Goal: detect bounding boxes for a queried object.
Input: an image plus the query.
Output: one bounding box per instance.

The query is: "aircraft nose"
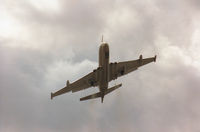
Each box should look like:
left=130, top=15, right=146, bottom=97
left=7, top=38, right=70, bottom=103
left=104, top=43, right=109, bottom=51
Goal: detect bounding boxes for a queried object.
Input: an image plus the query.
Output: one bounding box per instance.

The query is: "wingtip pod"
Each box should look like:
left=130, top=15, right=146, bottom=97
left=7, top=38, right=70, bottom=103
left=66, top=80, right=70, bottom=86
left=154, top=55, right=157, bottom=62
left=139, top=54, right=143, bottom=60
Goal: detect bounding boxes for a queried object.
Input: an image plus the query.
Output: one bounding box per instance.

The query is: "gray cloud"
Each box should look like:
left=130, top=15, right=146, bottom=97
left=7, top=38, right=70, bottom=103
left=1, top=0, right=200, bottom=132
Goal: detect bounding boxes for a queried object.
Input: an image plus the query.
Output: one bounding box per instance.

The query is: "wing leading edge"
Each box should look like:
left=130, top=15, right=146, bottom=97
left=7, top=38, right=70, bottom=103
left=51, top=67, right=102, bottom=99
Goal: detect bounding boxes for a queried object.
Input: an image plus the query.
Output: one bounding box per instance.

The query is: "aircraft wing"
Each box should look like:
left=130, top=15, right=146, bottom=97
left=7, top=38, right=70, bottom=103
left=109, top=55, right=156, bottom=81
left=51, top=67, right=101, bottom=99
left=70, top=68, right=100, bottom=92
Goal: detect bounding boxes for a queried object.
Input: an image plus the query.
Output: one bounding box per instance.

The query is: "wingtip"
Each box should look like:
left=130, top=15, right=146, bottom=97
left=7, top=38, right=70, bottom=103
left=154, top=55, right=157, bottom=62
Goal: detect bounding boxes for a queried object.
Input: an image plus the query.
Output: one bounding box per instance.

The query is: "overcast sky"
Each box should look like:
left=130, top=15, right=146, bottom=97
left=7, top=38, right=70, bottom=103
left=0, top=0, right=200, bottom=132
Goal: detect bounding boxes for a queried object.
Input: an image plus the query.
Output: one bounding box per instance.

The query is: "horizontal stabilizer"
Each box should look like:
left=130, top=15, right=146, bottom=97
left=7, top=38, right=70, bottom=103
left=105, top=83, right=122, bottom=95
left=80, top=83, right=122, bottom=101
left=80, top=92, right=101, bottom=101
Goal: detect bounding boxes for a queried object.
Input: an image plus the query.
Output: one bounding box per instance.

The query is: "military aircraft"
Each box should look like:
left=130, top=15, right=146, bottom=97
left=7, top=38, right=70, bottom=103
left=51, top=40, right=156, bottom=103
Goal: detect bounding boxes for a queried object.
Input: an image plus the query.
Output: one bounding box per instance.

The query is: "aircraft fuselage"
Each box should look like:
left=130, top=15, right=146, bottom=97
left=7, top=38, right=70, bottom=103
left=99, top=43, right=109, bottom=102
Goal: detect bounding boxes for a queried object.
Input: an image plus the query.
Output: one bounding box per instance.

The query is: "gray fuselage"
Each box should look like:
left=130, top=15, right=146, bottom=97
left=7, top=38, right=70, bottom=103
left=99, top=43, right=109, bottom=100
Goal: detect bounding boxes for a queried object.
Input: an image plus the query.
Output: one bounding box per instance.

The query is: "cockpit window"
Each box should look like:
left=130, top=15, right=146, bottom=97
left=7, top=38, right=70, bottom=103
left=105, top=52, right=109, bottom=59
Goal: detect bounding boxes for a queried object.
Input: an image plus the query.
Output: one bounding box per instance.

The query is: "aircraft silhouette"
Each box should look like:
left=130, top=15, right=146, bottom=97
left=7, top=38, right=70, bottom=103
left=51, top=40, right=156, bottom=103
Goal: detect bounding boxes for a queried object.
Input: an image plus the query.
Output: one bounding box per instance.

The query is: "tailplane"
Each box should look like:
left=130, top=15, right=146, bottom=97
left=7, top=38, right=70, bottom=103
left=80, top=83, right=122, bottom=102
left=80, top=92, right=101, bottom=101
left=105, top=83, right=122, bottom=95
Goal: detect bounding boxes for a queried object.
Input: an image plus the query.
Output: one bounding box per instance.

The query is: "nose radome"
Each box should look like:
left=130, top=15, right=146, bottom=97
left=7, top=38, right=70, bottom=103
left=99, top=42, right=109, bottom=51
left=102, top=42, right=108, bottom=45
left=103, top=43, right=109, bottom=50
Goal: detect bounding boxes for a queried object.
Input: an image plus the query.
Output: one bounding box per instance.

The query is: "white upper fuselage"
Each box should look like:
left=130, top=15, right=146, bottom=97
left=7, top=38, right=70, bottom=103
left=99, top=43, right=109, bottom=97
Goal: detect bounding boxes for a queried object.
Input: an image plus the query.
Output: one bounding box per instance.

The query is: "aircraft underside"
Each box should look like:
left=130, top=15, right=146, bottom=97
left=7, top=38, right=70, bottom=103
left=51, top=41, right=156, bottom=103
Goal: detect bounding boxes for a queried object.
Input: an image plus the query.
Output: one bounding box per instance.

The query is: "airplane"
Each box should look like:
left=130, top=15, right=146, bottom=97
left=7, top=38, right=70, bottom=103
left=51, top=39, right=156, bottom=103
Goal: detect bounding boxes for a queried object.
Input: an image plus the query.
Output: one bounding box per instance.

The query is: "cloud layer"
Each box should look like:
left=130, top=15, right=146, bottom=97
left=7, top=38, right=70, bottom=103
left=0, top=0, right=200, bottom=132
